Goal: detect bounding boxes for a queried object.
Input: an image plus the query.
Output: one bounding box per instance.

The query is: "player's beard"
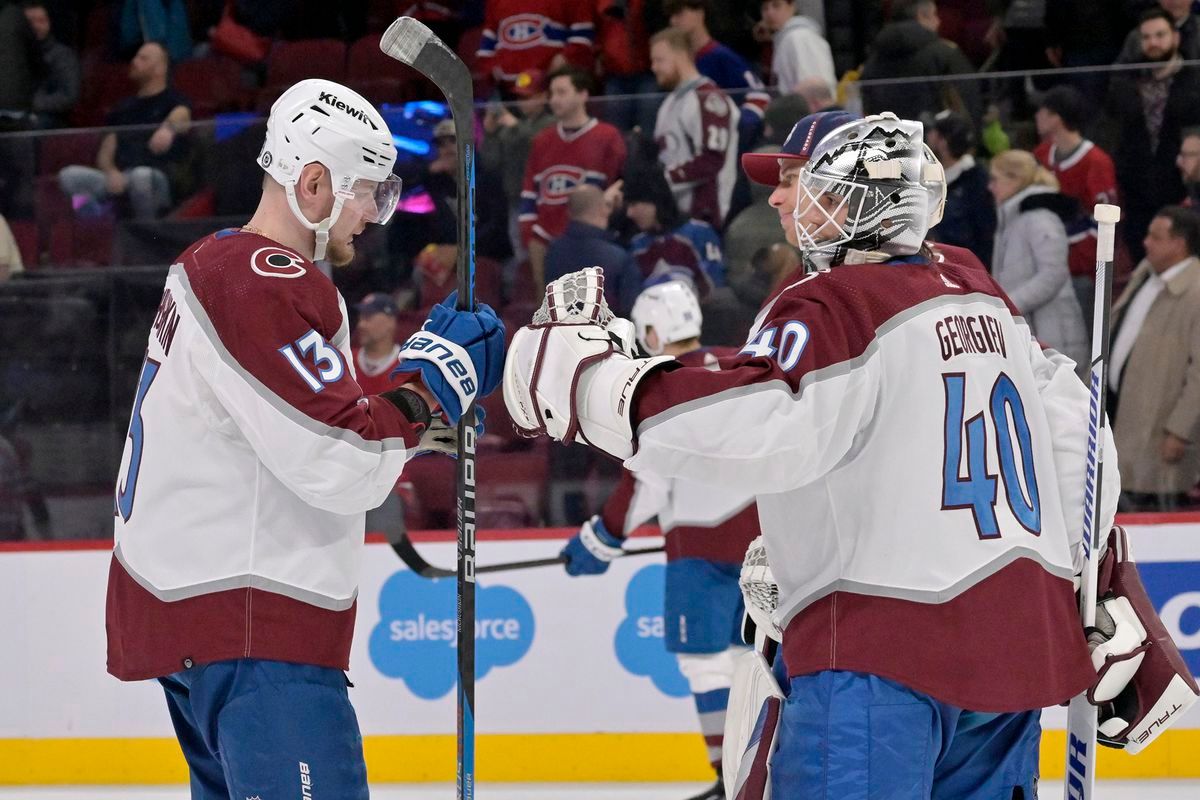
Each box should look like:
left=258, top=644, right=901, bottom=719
left=326, top=239, right=355, bottom=267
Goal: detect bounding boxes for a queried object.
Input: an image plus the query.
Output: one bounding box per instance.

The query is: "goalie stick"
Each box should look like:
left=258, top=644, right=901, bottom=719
left=380, top=18, right=478, bottom=799
left=389, top=532, right=666, bottom=577
left=1063, top=203, right=1121, bottom=800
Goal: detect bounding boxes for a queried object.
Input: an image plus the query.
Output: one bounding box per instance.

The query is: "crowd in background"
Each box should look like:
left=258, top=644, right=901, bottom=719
left=3, top=0, right=1200, bottom=539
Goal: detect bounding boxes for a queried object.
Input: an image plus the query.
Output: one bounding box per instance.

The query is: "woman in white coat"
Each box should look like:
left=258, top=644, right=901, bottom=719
left=989, top=149, right=1090, bottom=370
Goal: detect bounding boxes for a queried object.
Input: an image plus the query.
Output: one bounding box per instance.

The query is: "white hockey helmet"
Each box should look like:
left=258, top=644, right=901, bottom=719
left=630, top=280, right=702, bottom=356
left=258, top=79, right=402, bottom=260
left=791, top=112, right=946, bottom=269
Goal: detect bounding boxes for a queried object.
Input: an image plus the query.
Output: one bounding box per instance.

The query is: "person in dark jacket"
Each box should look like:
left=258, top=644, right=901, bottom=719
left=545, top=185, right=641, bottom=316
left=23, top=1, right=79, bottom=128
left=1107, top=7, right=1200, bottom=260
left=926, top=109, right=995, bottom=269
left=0, top=0, right=42, bottom=217
left=860, top=0, right=981, bottom=125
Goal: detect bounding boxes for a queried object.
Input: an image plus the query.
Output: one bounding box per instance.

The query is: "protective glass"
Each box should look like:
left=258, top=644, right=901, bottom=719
left=349, top=175, right=403, bottom=225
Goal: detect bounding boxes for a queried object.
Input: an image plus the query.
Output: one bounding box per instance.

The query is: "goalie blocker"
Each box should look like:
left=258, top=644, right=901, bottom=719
left=1088, top=527, right=1199, bottom=753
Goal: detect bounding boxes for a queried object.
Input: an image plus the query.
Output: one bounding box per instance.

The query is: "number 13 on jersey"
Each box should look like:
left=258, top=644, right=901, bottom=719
left=942, top=371, right=1041, bottom=539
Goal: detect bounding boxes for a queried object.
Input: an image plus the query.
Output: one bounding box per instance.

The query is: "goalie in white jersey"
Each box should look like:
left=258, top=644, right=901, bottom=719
left=504, top=111, right=1142, bottom=798
left=105, top=79, right=505, bottom=800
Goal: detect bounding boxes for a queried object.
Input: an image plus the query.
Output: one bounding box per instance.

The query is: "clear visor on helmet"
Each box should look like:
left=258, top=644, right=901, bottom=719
left=792, top=170, right=867, bottom=254
left=344, top=175, right=403, bottom=226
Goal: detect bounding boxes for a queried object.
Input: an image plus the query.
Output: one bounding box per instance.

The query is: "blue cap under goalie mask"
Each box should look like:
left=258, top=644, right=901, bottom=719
left=790, top=113, right=947, bottom=270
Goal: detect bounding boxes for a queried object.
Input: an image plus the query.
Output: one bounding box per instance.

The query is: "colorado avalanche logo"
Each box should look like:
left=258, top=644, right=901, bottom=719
left=250, top=247, right=307, bottom=279
left=539, top=166, right=587, bottom=204
left=500, top=14, right=548, bottom=49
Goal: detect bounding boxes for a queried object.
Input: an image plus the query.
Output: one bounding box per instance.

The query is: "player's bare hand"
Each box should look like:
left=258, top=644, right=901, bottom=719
left=1162, top=432, right=1189, bottom=464
left=604, top=179, right=624, bottom=212
left=104, top=169, right=128, bottom=195
left=148, top=125, right=174, bottom=155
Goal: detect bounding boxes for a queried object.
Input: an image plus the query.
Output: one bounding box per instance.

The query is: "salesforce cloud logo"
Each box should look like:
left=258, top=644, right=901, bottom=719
left=615, top=564, right=689, bottom=697
left=369, top=570, right=535, bottom=699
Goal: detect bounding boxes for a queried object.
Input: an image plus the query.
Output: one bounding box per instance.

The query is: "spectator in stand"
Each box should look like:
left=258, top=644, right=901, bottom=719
left=57, top=42, right=191, bottom=221
left=667, top=0, right=770, bottom=149
left=519, top=65, right=626, bottom=294
left=794, top=75, right=840, bottom=113
left=1118, top=0, right=1200, bottom=62
left=351, top=292, right=402, bottom=395
left=1177, top=127, right=1200, bottom=207
left=118, top=0, right=192, bottom=64
left=0, top=0, right=41, bottom=218
left=619, top=167, right=725, bottom=298
left=989, top=149, right=1090, bottom=370
left=723, top=97, right=814, bottom=309
left=860, top=0, right=981, bottom=126
left=22, top=1, right=78, bottom=129
left=650, top=28, right=739, bottom=229
left=759, top=0, right=836, bottom=95
left=477, top=0, right=594, bottom=98
left=595, top=0, right=661, bottom=134
left=1108, top=7, right=1200, bottom=261
left=1110, top=205, right=1200, bottom=511
left=926, top=109, right=995, bottom=269
left=481, top=69, right=554, bottom=264
left=1033, top=85, right=1120, bottom=324
left=545, top=185, right=641, bottom=316
left=0, top=213, right=24, bottom=282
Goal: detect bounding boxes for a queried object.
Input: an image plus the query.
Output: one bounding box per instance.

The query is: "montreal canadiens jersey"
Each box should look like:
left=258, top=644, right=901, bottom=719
left=519, top=118, right=627, bottom=245
left=1034, top=139, right=1119, bottom=277
left=654, top=77, right=740, bottom=227
left=107, top=229, right=421, bottom=681
left=601, top=348, right=760, bottom=565
left=477, top=0, right=594, bottom=87
left=352, top=345, right=402, bottom=395
left=628, top=244, right=1120, bottom=712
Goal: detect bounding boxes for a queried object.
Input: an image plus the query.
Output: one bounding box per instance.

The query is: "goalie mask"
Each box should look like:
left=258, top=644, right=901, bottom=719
left=791, top=113, right=946, bottom=270
left=259, top=79, right=402, bottom=261
left=630, top=281, right=702, bottom=356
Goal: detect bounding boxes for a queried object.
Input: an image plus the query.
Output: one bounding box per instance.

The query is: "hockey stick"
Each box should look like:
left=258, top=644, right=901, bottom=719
left=380, top=19, right=478, bottom=800
left=1063, top=203, right=1120, bottom=800
left=391, top=532, right=665, bottom=577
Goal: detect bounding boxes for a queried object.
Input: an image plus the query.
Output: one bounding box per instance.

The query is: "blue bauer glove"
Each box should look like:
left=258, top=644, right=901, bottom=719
left=561, top=515, right=625, bottom=576
left=393, top=294, right=505, bottom=424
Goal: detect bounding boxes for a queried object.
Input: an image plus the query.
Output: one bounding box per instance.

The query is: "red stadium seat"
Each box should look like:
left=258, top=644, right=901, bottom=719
left=173, top=56, right=247, bottom=119
left=47, top=217, right=115, bottom=268
left=71, top=62, right=133, bottom=128
left=265, top=39, right=347, bottom=90
left=7, top=220, right=39, bottom=268
left=37, top=131, right=103, bottom=176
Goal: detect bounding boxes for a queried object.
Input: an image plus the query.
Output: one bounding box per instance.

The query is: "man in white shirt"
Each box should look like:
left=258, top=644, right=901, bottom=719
left=759, top=0, right=836, bottom=95
left=1110, top=205, right=1200, bottom=510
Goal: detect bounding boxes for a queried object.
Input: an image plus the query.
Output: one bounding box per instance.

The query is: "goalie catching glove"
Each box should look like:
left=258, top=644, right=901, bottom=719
left=503, top=268, right=675, bottom=461
left=1086, top=527, right=1199, bottom=753
left=393, top=292, right=505, bottom=424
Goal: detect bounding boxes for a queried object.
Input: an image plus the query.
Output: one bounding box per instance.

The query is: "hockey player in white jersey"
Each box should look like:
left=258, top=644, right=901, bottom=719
left=105, top=79, right=505, bottom=800
left=560, top=280, right=759, bottom=800
left=500, top=110, right=1195, bottom=797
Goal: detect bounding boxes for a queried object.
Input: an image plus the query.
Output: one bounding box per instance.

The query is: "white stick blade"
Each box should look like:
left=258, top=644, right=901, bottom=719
left=380, top=16, right=433, bottom=66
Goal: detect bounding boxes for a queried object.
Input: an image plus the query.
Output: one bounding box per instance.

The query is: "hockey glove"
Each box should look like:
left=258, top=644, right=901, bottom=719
left=561, top=515, right=624, bottom=576
left=739, top=536, right=782, bottom=643
left=414, top=407, right=487, bottom=458
left=393, top=294, right=505, bottom=424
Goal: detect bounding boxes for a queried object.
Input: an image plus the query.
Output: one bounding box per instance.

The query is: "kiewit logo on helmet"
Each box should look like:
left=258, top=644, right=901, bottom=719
left=317, top=91, right=379, bottom=130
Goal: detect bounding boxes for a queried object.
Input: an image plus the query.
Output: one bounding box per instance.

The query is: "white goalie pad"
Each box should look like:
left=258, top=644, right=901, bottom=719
left=723, top=647, right=785, bottom=800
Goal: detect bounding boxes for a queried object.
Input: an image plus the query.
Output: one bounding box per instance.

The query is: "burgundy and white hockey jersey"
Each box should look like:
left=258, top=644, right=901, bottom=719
left=519, top=118, right=627, bottom=246
left=107, top=230, right=422, bottom=681
left=627, top=244, right=1120, bottom=712
left=601, top=348, right=759, bottom=565
left=654, top=77, right=740, bottom=227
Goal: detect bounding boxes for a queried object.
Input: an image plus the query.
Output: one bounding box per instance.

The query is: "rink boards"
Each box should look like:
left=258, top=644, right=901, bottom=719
left=1, top=517, right=1198, bottom=785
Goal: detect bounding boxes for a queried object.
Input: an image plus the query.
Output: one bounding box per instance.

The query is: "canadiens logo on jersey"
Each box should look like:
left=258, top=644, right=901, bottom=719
left=250, top=246, right=307, bottom=279
left=538, top=166, right=588, bottom=203
left=500, top=14, right=549, bottom=48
